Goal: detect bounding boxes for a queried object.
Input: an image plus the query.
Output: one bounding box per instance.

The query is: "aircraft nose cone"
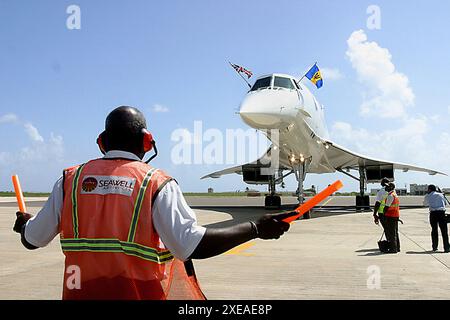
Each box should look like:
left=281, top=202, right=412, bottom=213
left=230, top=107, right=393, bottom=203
left=240, top=109, right=281, bottom=128
left=239, top=90, right=297, bottom=129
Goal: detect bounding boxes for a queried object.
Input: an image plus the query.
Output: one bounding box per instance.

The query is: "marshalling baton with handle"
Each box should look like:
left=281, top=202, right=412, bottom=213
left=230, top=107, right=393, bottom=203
left=12, top=175, right=27, bottom=213
left=283, top=180, right=344, bottom=223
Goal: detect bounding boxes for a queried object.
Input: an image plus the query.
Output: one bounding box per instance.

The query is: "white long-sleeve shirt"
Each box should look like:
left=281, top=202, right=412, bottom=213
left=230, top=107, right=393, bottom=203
left=375, top=188, right=388, bottom=203
left=423, top=191, right=447, bottom=212
left=24, top=150, right=206, bottom=261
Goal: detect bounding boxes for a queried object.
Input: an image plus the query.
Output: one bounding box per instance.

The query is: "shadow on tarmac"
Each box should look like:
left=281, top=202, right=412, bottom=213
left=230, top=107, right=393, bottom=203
left=357, top=251, right=387, bottom=256
left=355, top=248, right=380, bottom=253
left=406, top=250, right=438, bottom=255
left=192, top=205, right=365, bottom=228
left=355, top=247, right=387, bottom=256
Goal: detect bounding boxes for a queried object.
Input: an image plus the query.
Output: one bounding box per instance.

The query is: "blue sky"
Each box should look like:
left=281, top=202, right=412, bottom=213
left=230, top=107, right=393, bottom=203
left=1, top=1, right=450, bottom=193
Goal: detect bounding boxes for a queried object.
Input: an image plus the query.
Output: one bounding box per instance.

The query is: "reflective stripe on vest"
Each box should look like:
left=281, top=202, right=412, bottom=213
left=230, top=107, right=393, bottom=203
left=60, top=238, right=173, bottom=264
left=71, top=164, right=85, bottom=238
left=61, top=165, right=174, bottom=264
left=385, top=192, right=400, bottom=217
left=127, top=167, right=157, bottom=242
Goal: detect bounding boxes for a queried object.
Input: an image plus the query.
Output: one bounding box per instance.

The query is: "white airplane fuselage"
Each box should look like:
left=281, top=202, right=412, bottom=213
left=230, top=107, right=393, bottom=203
left=203, top=71, right=443, bottom=208
left=239, top=73, right=334, bottom=173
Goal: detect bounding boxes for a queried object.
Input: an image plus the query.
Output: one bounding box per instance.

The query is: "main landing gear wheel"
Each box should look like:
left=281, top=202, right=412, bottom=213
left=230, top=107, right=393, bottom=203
left=265, top=195, right=281, bottom=210
left=355, top=166, right=370, bottom=212
left=355, top=195, right=370, bottom=211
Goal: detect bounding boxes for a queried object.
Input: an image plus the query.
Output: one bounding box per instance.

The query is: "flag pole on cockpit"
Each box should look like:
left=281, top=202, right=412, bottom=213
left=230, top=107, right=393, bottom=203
left=228, top=61, right=252, bottom=89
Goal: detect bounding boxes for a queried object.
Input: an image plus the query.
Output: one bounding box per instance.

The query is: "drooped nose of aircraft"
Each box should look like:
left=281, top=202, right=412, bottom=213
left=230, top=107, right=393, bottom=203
left=239, top=89, right=299, bottom=129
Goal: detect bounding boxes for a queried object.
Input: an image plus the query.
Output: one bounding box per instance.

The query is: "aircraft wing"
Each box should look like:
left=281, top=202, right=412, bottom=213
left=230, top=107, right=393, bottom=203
left=322, top=140, right=446, bottom=176
left=201, top=164, right=244, bottom=179
left=201, top=146, right=290, bottom=179
left=298, top=118, right=445, bottom=176
left=202, top=120, right=446, bottom=179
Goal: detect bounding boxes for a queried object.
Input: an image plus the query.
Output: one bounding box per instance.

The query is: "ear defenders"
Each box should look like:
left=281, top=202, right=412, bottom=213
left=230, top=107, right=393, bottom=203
left=141, top=128, right=154, bottom=153
left=96, top=128, right=156, bottom=156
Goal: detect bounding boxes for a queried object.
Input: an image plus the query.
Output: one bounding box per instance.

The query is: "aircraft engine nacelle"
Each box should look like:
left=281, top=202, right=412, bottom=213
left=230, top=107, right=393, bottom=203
left=365, top=164, right=394, bottom=183
left=242, top=164, right=276, bottom=185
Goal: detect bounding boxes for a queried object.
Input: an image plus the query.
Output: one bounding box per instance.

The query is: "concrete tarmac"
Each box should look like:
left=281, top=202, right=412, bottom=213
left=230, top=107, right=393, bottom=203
left=1, top=196, right=449, bottom=300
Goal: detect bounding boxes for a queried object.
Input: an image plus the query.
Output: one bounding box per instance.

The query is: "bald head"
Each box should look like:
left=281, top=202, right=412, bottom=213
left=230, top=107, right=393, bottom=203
left=103, top=106, right=147, bottom=154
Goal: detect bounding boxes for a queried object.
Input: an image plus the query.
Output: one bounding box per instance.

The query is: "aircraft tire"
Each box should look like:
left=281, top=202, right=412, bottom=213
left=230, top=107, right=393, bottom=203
left=356, top=195, right=363, bottom=212
left=265, top=195, right=281, bottom=210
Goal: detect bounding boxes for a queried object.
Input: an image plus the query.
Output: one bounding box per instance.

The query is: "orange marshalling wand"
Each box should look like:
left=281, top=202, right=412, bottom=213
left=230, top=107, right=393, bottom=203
left=12, top=175, right=27, bottom=213
left=283, top=180, right=343, bottom=223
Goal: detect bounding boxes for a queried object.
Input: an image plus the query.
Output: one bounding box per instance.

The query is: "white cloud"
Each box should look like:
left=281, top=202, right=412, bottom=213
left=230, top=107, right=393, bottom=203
left=332, top=117, right=429, bottom=164
left=346, top=29, right=414, bottom=119
left=429, top=114, right=441, bottom=124
left=437, top=133, right=450, bottom=160
left=447, top=105, right=450, bottom=114
left=0, top=113, right=19, bottom=124
left=329, top=30, right=450, bottom=180
left=320, top=67, right=344, bottom=81
left=23, top=122, right=44, bottom=142
left=0, top=113, right=68, bottom=191
left=0, top=114, right=45, bottom=142
left=18, top=132, right=64, bottom=163
left=0, top=130, right=66, bottom=191
left=152, top=104, right=169, bottom=113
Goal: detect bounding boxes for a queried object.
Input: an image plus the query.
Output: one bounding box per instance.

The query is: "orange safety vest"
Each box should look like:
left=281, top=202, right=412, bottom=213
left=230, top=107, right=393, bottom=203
left=385, top=191, right=400, bottom=218
left=59, top=158, right=206, bottom=300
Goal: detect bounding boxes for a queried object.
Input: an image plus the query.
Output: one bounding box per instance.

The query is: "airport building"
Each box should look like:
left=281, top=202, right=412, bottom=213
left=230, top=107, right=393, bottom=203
left=370, top=188, right=407, bottom=196
left=369, top=184, right=450, bottom=196
left=410, top=184, right=428, bottom=196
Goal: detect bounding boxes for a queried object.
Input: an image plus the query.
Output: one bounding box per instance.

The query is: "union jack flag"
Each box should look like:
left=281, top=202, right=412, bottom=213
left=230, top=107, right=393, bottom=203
left=230, top=62, right=253, bottom=79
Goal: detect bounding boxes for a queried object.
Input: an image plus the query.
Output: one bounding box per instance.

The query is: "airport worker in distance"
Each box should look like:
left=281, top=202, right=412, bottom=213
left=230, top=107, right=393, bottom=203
left=381, top=182, right=401, bottom=253
left=373, top=177, right=390, bottom=227
left=423, top=185, right=449, bottom=253
left=12, top=106, right=296, bottom=300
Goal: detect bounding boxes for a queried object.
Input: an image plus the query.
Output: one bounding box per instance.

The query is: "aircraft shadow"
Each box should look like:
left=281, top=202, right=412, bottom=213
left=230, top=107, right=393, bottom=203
left=192, top=205, right=365, bottom=228
left=193, top=206, right=274, bottom=228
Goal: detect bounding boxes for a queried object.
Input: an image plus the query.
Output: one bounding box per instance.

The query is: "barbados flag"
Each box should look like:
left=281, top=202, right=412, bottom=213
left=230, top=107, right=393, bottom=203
left=305, top=64, right=323, bottom=89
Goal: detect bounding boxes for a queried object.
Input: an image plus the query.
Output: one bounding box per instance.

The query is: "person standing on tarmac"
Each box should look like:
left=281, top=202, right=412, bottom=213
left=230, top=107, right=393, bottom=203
left=12, top=106, right=296, bottom=300
left=380, top=182, right=401, bottom=253
left=423, top=185, right=450, bottom=253
left=373, top=177, right=390, bottom=227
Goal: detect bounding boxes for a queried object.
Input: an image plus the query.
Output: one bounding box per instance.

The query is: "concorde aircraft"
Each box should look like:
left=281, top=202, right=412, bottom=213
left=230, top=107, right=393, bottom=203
left=201, top=72, right=445, bottom=210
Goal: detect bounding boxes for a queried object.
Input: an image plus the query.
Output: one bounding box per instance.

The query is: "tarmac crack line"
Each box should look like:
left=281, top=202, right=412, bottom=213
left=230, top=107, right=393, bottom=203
left=400, top=230, right=450, bottom=270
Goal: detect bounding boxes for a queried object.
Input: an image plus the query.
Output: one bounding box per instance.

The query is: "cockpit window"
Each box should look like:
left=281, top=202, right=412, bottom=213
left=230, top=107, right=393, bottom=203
left=273, top=76, right=295, bottom=90
left=250, top=77, right=272, bottom=91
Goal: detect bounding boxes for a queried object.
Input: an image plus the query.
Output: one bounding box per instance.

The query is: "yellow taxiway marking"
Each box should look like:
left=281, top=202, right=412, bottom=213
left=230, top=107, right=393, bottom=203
left=225, top=241, right=256, bottom=256
left=319, top=196, right=335, bottom=208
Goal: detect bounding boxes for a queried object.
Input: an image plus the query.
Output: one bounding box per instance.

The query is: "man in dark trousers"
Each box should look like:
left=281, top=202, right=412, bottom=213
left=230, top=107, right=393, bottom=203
left=423, top=185, right=450, bottom=253
left=382, top=182, right=401, bottom=253
left=12, top=106, right=296, bottom=299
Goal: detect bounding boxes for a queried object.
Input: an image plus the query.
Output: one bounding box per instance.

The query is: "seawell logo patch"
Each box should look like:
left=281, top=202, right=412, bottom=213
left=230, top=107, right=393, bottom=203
left=81, top=175, right=136, bottom=196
